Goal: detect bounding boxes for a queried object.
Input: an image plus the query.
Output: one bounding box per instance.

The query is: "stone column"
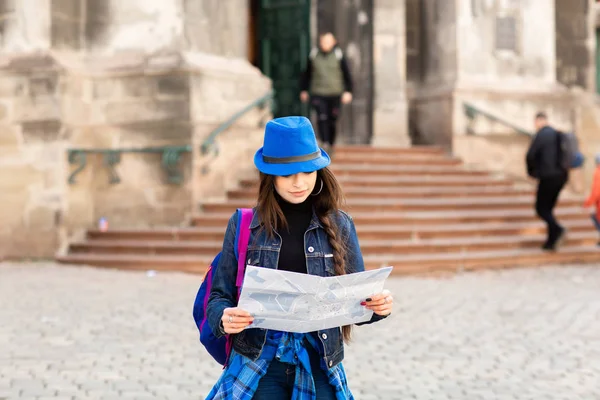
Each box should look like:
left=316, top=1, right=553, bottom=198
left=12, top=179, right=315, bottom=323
left=573, top=91, right=600, bottom=192
left=585, top=0, right=596, bottom=93
left=371, top=0, right=410, bottom=147
left=0, top=0, right=51, bottom=52
left=50, top=0, right=84, bottom=50
left=555, top=0, right=595, bottom=91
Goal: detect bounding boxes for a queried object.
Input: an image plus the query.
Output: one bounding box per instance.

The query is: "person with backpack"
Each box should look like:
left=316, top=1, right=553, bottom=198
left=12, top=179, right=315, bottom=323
left=584, top=153, right=600, bottom=246
left=526, top=112, right=569, bottom=250
left=299, top=32, right=353, bottom=157
left=202, top=116, right=393, bottom=399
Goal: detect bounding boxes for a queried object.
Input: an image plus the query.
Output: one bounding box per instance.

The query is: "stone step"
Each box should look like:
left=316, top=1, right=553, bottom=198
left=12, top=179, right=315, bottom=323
left=356, top=219, right=594, bottom=240
left=56, top=244, right=600, bottom=277
left=56, top=142, right=600, bottom=277
left=226, top=186, right=533, bottom=200
left=333, top=145, right=445, bottom=156
left=85, top=218, right=595, bottom=244
left=200, top=197, right=583, bottom=213
left=363, top=245, right=600, bottom=274
left=331, top=154, right=462, bottom=166
left=239, top=176, right=514, bottom=188
left=359, top=231, right=599, bottom=254
left=87, top=228, right=228, bottom=242
left=191, top=207, right=586, bottom=227
left=329, top=164, right=489, bottom=177
left=68, top=231, right=599, bottom=257
left=70, top=239, right=225, bottom=256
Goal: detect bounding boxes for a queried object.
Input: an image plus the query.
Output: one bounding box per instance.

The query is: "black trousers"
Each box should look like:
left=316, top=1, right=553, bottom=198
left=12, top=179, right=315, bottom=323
left=310, top=95, right=341, bottom=146
left=535, top=173, right=568, bottom=244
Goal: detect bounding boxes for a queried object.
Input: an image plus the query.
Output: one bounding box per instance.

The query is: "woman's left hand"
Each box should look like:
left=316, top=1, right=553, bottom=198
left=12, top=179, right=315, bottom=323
left=362, top=289, right=393, bottom=316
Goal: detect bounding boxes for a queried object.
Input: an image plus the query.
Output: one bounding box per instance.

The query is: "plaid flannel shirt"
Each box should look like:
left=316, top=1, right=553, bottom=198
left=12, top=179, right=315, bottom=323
left=206, top=331, right=354, bottom=400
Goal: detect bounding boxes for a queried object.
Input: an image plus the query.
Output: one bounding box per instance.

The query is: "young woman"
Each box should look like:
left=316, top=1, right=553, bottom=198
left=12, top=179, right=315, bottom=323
left=205, top=116, right=393, bottom=399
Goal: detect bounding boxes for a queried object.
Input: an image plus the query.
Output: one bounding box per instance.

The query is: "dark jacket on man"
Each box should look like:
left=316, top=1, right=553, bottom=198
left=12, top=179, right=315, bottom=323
left=526, top=126, right=568, bottom=179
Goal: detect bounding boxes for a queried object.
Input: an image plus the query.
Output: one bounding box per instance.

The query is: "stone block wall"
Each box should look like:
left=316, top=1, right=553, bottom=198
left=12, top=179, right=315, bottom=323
left=420, top=0, right=458, bottom=87
left=0, top=0, right=272, bottom=260
left=572, top=90, right=600, bottom=192
left=0, top=55, right=65, bottom=259
left=406, top=0, right=457, bottom=148
left=555, top=0, right=595, bottom=91
left=453, top=89, right=600, bottom=196
left=193, top=125, right=265, bottom=204
left=408, top=0, right=597, bottom=154
left=80, top=0, right=249, bottom=57
left=57, top=57, right=194, bottom=235
left=456, top=0, right=556, bottom=88
left=410, top=93, right=453, bottom=148
left=453, top=133, right=532, bottom=182
left=0, top=52, right=271, bottom=260
left=0, top=0, right=16, bottom=48
left=183, top=0, right=249, bottom=59
left=51, top=0, right=83, bottom=49
left=189, top=53, right=271, bottom=204
left=453, top=90, right=575, bottom=136
left=451, top=89, right=577, bottom=184
left=61, top=53, right=270, bottom=234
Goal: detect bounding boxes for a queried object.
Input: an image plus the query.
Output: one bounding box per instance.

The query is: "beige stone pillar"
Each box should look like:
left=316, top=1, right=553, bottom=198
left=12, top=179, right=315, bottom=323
left=0, top=0, right=51, bottom=52
left=371, top=0, right=410, bottom=147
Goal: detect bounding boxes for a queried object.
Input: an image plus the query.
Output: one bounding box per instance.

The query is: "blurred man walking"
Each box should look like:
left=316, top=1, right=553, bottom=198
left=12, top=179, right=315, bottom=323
left=526, top=112, right=569, bottom=250
left=300, top=32, right=353, bottom=157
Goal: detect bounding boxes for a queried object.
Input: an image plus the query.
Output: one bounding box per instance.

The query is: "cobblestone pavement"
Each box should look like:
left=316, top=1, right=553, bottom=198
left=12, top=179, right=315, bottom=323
left=1, top=263, right=600, bottom=400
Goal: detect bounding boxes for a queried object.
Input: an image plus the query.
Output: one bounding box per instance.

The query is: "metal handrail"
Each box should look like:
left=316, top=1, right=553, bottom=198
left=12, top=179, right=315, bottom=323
left=463, top=102, right=534, bottom=137
left=200, top=89, right=274, bottom=155
left=66, top=90, right=274, bottom=185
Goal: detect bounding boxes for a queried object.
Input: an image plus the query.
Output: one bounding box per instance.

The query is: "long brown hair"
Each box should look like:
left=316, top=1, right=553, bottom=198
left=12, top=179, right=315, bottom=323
left=256, top=168, right=353, bottom=343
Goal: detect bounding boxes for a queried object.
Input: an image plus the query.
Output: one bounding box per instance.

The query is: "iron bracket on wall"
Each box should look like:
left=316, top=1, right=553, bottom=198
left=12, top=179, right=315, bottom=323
left=67, top=146, right=192, bottom=185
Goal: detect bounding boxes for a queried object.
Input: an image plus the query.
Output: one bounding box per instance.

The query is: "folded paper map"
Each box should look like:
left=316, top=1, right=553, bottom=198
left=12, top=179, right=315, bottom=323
left=237, top=265, right=393, bottom=333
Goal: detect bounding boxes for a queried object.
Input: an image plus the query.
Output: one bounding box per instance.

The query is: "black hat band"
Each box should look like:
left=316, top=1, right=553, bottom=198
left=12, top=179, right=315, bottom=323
left=262, top=150, right=321, bottom=164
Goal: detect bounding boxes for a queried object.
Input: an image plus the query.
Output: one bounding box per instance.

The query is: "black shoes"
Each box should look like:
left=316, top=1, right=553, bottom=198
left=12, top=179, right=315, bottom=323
left=542, top=227, right=566, bottom=251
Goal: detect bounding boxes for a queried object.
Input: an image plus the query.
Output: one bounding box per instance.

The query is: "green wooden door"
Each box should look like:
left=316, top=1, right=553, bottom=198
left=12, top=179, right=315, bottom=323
left=258, top=0, right=310, bottom=117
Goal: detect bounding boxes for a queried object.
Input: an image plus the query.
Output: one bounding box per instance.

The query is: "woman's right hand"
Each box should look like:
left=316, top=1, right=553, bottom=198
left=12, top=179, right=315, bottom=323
left=221, top=307, right=254, bottom=334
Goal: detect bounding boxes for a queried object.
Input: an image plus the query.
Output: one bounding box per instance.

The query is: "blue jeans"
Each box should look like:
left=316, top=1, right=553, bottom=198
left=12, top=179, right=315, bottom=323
left=253, top=344, right=337, bottom=400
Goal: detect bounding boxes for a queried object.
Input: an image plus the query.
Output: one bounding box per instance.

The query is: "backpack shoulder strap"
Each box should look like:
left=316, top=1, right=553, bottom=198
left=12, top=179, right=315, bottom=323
left=235, top=208, right=254, bottom=289
left=334, top=47, right=343, bottom=60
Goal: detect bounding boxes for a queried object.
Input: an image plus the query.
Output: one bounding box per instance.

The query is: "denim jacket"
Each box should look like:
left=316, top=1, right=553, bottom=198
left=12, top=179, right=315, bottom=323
left=206, top=208, right=386, bottom=369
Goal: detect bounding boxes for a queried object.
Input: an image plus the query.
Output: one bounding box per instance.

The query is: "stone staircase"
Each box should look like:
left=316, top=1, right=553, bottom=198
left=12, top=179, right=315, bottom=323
left=56, top=146, right=600, bottom=276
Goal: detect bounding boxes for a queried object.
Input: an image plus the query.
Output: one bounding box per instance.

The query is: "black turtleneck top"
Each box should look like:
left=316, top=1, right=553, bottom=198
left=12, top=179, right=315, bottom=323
left=275, top=193, right=313, bottom=274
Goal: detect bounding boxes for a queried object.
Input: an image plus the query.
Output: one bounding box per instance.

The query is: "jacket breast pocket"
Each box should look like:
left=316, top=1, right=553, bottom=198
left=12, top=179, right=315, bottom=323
left=322, top=253, right=336, bottom=276
left=245, top=248, right=278, bottom=270
left=245, top=249, right=262, bottom=267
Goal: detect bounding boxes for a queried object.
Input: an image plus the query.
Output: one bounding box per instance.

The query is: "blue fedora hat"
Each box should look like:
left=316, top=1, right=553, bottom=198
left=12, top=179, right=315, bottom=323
left=254, top=116, right=330, bottom=176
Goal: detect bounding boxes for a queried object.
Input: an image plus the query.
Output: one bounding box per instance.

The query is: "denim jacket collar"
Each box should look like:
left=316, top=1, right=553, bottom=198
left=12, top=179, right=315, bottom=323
left=249, top=207, right=324, bottom=230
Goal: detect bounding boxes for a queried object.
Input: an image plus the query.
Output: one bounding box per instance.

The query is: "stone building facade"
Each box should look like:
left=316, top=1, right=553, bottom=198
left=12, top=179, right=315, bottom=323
left=3, top=0, right=600, bottom=260
left=405, top=0, right=599, bottom=188
left=0, top=0, right=271, bottom=259
left=1, top=0, right=411, bottom=260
